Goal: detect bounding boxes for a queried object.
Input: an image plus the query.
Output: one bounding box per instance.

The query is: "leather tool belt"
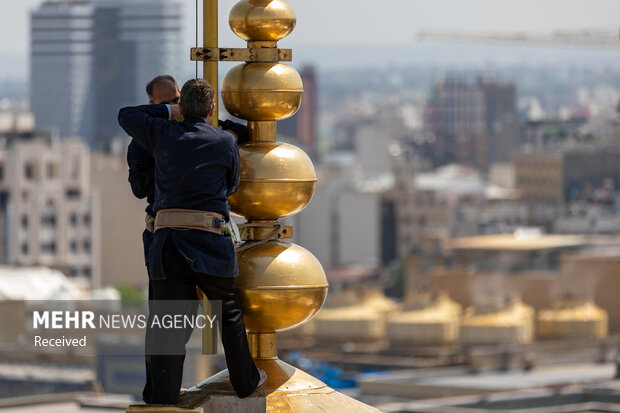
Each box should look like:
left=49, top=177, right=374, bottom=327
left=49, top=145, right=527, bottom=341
left=154, top=208, right=228, bottom=236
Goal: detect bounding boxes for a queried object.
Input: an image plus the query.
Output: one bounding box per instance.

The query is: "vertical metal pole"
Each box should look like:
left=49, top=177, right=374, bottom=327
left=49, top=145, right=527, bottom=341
left=201, top=0, right=219, bottom=355
left=204, top=0, right=218, bottom=126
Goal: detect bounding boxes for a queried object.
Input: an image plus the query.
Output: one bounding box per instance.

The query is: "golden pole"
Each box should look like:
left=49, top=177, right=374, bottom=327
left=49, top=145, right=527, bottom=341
left=128, top=1, right=381, bottom=411
left=176, top=1, right=381, bottom=411
left=204, top=0, right=218, bottom=126
left=200, top=0, right=219, bottom=355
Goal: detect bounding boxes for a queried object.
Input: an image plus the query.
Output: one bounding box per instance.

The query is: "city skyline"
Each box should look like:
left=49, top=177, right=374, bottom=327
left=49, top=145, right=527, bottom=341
left=2, top=0, right=620, bottom=79
left=0, top=1, right=619, bottom=410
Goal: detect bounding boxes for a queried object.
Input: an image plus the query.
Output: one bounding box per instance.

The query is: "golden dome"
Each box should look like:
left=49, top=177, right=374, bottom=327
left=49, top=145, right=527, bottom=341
left=222, top=63, right=303, bottom=121
left=229, top=0, right=296, bottom=42
left=229, top=142, right=316, bottom=220
left=235, top=240, right=328, bottom=332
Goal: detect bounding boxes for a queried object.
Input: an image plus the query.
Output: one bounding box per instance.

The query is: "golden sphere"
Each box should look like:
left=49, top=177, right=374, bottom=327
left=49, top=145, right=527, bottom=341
left=235, top=240, right=328, bottom=332
left=229, top=0, right=296, bottom=42
left=229, top=142, right=316, bottom=220
left=221, top=63, right=303, bottom=121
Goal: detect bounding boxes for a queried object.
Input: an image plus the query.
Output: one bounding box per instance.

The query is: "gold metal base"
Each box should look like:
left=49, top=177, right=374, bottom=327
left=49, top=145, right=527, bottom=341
left=177, top=359, right=382, bottom=412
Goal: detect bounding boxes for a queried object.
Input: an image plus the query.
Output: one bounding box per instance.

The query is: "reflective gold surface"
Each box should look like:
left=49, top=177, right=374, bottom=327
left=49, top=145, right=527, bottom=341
left=174, top=0, right=380, bottom=410
left=221, top=63, right=303, bottom=121
left=229, top=181, right=316, bottom=220
left=178, top=360, right=382, bottom=412
left=238, top=142, right=316, bottom=180
left=248, top=332, right=278, bottom=359
left=235, top=240, right=328, bottom=332
left=229, top=0, right=296, bottom=42
left=196, top=289, right=217, bottom=355
left=229, top=142, right=316, bottom=220
left=204, top=0, right=218, bottom=126
left=248, top=120, right=277, bottom=141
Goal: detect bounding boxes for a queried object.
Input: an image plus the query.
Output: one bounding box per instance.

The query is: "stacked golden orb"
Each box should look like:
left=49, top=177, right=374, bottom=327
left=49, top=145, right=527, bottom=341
left=222, top=0, right=328, bottom=355
left=179, top=3, right=382, bottom=410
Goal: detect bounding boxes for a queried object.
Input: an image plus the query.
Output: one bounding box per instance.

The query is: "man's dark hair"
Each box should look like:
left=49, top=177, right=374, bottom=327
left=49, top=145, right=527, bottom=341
left=146, top=75, right=178, bottom=99
left=180, top=79, right=214, bottom=120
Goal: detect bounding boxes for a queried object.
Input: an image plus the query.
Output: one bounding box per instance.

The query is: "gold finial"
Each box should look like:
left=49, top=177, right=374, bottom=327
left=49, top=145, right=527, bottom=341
left=229, top=0, right=296, bottom=42
left=221, top=62, right=303, bottom=122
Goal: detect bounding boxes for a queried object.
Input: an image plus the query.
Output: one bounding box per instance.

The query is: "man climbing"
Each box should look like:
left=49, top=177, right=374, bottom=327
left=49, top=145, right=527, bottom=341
left=120, top=78, right=266, bottom=404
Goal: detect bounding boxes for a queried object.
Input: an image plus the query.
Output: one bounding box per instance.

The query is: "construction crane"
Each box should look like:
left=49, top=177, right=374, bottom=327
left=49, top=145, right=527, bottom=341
left=417, top=29, right=620, bottom=50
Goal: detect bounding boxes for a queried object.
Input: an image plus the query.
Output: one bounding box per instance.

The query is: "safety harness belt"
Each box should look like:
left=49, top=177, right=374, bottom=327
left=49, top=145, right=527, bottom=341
left=154, top=208, right=228, bottom=236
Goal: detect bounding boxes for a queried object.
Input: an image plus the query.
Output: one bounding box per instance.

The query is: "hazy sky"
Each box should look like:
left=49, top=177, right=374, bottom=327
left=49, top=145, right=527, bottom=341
left=1, top=0, right=619, bottom=77
left=3, top=0, right=620, bottom=52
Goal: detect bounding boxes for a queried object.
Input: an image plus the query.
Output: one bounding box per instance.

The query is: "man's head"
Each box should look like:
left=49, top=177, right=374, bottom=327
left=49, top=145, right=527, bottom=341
left=146, top=75, right=180, bottom=105
left=179, top=79, right=214, bottom=121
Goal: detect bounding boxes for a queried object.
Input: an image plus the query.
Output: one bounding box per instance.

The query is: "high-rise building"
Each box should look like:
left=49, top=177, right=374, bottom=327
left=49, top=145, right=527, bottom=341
left=31, top=0, right=183, bottom=149
left=424, top=77, right=519, bottom=169
left=278, top=66, right=317, bottom=151
left=0, top=129, right=101, bottom=285
left=30, top=1, right=96, bottom=146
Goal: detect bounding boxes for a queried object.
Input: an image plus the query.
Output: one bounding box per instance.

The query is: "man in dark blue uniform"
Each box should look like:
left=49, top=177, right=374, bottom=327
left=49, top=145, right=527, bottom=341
left=127, top=77, right=251, bottom=403
left=127, top=75, right=180, bottom=265
left=128, top=75, right=248, bottom=274
left=126, top=74, right=180, bottom=404
left=119, top=78, right=264, bottom=404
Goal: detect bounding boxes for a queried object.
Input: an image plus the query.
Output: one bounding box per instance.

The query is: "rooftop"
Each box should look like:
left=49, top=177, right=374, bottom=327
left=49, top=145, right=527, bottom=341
left=446, top=231, right=586, bottom=251
left=0, top=393, right=130, bottom=413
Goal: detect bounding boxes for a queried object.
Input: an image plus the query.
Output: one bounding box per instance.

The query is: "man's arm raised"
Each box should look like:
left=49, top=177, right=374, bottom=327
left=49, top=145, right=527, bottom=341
left=219, top=119, right=249, bottom=145
left=118, top=104, right=171, bottom=154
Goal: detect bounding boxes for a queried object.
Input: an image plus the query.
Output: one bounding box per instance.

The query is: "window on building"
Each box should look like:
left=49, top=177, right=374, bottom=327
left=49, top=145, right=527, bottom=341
left=21, top=215, right=28, bottom=228
left=21, top=243, right=28, bottom=255
left=71, top=158, right=80, bottom=180
left=70, top=240, right=77, bottom=253
left=82, top=267, right=91, bottom=278
left=402, top=215, right=411, bottom=225
left=41, top=242, right=56, bottom=254
left=47, top=163, right=58, bottom=179
left=83, top=213, right=91, bottom=226
left=70, top=213, right=78, bottom=226
left=66, top=189, right=81, bottom=199
left=418, top=216, right=428, bottom=227
left=42, top=200, right=56, bottom=227
left=0, top=164, right=4, bottom=181
left=41, top=214, right=56, bottom=227
left=83, top=239, right=91, bottom=253
left=24, top=162, right=36, bottom=180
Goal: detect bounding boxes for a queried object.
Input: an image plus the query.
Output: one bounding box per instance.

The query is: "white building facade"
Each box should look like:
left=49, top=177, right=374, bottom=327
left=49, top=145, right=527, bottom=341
left=0, top=131, right=101, bottom=286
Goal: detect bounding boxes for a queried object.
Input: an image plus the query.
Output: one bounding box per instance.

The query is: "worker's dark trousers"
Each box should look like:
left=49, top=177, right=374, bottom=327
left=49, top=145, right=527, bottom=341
left=143, top=281, right=153, bottom=403
left=142, top=228, right=154, bottom=404
left=143, top=237, right=259, bottom=404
